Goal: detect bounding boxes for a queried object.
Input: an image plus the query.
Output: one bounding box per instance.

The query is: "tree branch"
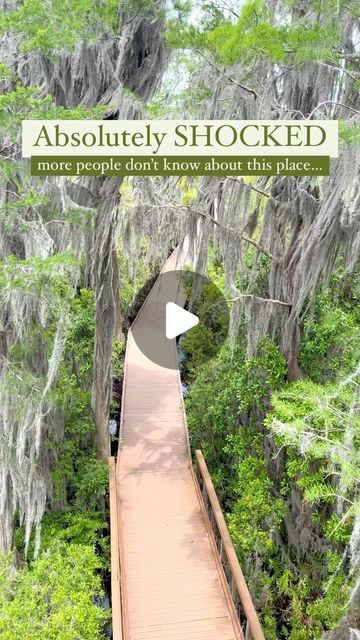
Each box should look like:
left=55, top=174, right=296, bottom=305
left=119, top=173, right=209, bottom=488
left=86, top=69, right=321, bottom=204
left=230, top=293, right=291, bottom=307
left=195, top=50, right=258, bottom=99
left=337, top=52, right=360, bottom=60
left=224, top=176, right=271, bottom=198
left=217, top=1, right=239, bottom=18
left=320, top=60, right=360, bottom=82
left=307, top=100, right=360, bottom=118
left=226, top=73, right=258, bottom=99
left=185, top=204, right=274, bottom=259
left=242, top=234, right=273, bottom=258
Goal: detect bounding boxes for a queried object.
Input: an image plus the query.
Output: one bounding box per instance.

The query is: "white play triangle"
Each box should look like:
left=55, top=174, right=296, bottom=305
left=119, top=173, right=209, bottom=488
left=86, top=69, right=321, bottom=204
left=166, top=302, right=199, bottom=340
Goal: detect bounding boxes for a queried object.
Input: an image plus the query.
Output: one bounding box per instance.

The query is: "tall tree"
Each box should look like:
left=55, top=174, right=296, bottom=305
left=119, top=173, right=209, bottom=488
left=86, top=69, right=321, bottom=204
left=0, top=0, right=166, bottom=552
left=147, top=0, right=360, bottom=380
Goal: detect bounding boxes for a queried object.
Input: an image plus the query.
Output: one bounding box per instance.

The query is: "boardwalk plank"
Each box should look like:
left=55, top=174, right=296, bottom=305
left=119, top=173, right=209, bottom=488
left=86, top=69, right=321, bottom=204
left=116, top=251, right=242, bottom=640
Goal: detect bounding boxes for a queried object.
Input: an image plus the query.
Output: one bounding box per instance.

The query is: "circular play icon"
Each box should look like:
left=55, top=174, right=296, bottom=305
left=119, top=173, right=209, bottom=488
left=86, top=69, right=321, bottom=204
left=131, top=269, right=229, bottom=370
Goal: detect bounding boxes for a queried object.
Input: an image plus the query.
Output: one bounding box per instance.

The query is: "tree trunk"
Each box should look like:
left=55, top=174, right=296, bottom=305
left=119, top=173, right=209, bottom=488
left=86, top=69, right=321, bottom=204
left=112, top=247, right=124, bottom=342
left=92, top=190, right=118, bottom=461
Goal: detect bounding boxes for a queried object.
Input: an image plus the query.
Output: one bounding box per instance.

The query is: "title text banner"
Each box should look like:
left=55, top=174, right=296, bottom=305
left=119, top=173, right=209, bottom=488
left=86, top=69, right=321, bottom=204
left=23, top=120, right=338, bottom=158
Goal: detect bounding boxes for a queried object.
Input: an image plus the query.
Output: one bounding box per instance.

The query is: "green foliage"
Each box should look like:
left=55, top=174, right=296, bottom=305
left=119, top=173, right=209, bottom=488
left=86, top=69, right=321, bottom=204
left=300, top=277, right=360, bottom=382
left=168, top=0, right=340, bottom=67
left=53, top=289, right=110, bottom=512
left=276, top=556, right=350, bottom=640
left=0, top=85, right=51, bottom=139
left=186, top=338, right=285, bottom=475
left=0, top=0, right=119, bottom=53
left=16, top=511, right=108, bottom=558
left=186, top=343, right=240, bottom=471
left=265, top=367, right=359, bottom=640
left=237, top=249, right=271, bottom=299
left=0, top=544, right=108, bottom=639
left=181, top=323, right=218, bottom=368
left=306, top=564, right=349, bottom=635
left=112, top=339, right=126, bottom=378
left=119, top=0, right=158, bottom=17
left=209, top=8, right=320, bottom=65
left=0, top=79, right=108, bottom=144
left=10, top=284, right=110, bottom=626
left=63, top=288, right=96, bottom=386
left=323, top=513, right=352, bottom=544
left=266, top=377, right=360, bottom=510
left=184, top=256, right=359, bottom=636
left=0, top=0, right=161, bottom=54
left=0, top=253, right=77, bottom=301
left=226, top=434, right=285, bottom=558
left=179, top=262, right=229, bottom=375
left=72, top=457, right=109, bottom=511
left=186, top=339, right=286, bottom=634
left=185, top=337, right=285, bottom=477
left=237, top=340, right=287, bottom=410
left=339, top=121, right=360, bottom=145
left=116, top=235, right=158, bottom=319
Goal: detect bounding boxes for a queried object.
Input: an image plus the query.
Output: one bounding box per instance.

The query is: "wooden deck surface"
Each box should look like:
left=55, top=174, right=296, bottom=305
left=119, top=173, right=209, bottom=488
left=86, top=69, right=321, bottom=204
left=115, top=251, right=242, bottom=640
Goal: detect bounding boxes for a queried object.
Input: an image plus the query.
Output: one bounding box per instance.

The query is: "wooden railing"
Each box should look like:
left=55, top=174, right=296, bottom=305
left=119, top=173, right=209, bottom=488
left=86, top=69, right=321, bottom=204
left=194, top=450, right=265, bottom=640
left=109, top=457, right=123, bottom=640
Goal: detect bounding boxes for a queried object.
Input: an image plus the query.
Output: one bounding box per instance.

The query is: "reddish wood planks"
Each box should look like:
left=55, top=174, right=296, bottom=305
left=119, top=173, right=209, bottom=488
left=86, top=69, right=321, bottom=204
left=114, top=251, right=243, bottom=640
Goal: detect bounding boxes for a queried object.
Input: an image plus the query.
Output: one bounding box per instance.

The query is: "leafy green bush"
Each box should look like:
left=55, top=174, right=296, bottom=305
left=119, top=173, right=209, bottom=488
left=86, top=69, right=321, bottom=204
left=15, top=512, right=108, bottom=564
left=0, top=543, right=108, bottom=639
left=49, top=288, right=108, bottom=514
left=112, top=339, right=126, bottom=378
left=300, top=297, right=360, bottom=382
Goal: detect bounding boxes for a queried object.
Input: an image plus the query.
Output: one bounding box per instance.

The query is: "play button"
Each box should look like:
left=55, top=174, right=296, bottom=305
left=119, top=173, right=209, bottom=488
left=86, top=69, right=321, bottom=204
left=131, top=268, right=229, bottom=370
left=166, top=303, right=199, bottom=340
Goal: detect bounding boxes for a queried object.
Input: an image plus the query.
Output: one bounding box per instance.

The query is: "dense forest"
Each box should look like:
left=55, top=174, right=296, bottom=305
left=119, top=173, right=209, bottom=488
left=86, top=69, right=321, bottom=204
left=0, top=0, right=359, bottom=638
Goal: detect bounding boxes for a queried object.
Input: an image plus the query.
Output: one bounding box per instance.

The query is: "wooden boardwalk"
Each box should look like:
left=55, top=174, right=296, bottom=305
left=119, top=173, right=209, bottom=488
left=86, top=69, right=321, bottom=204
left=112, top=251, right=262, bottom=640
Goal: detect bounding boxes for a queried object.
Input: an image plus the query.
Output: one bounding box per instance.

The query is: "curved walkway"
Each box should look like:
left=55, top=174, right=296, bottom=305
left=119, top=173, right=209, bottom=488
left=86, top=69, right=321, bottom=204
left=115, top=250, right=243, bottom=640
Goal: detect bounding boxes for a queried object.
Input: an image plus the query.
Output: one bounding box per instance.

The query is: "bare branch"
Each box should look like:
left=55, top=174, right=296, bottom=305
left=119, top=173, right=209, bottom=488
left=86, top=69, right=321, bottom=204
left=224, top=176, right=271, bottom=198
left=184, top=204, right=274, bottom=259
left=230, top=293, right=291, bottom=307
left=319, top=60, right=360, bottom=82
left=141, top=198, right=274, bottom=260
left=307, top=101, right=360, bottom=118
left=242, top=234, right=273, bottom=258
left=217, top=1, right=239, bottom=18
left=337, top=52, right=360, bottom=60
left=195, top=50, right=258, bottom=99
